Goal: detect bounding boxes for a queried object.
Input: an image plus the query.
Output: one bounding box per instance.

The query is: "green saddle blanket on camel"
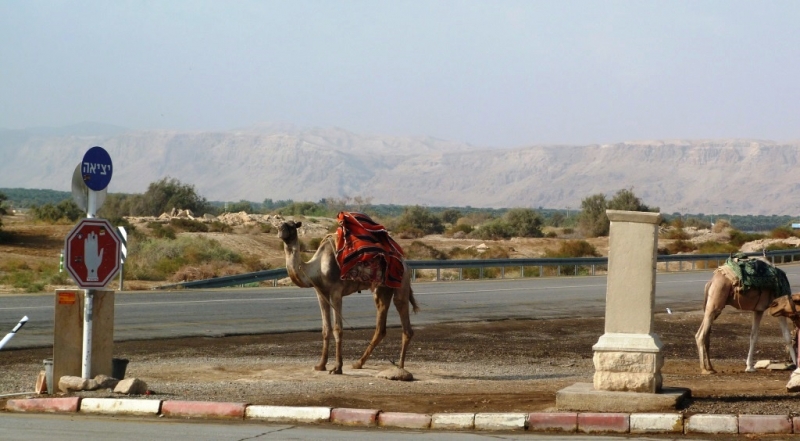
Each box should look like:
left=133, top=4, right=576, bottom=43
left=723, top=253, right=791, bottom=298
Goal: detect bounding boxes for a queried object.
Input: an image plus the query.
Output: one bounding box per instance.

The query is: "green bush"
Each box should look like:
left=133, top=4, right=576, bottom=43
left=470, top=219, right=513, bottom=240
left=445, top=223, right=473, bottom=237
left=30, top=200, right=83, bottom=223
left=126, top=235, right=242, bottom=280
left=395, top=206, right=445, bottom=237
left=170, top=218, right=209, bottom=232
left=148, top=223, right=177, bottom=239
left=729, top=230, right=766, bottom=247
left=209, top=221, right=233, bottom=233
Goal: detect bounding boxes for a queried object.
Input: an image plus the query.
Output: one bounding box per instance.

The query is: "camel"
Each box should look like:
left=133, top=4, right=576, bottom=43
left=696, top=260, right=797, bottom=374
left=277, top=220, right=419, bottom=378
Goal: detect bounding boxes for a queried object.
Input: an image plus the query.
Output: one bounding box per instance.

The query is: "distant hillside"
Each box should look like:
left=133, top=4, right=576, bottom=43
left=1, top=124, right=799, bottom=215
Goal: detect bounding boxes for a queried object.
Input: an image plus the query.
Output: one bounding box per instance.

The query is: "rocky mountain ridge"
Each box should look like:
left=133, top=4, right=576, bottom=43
left=1, top=124, right=798, bottom=215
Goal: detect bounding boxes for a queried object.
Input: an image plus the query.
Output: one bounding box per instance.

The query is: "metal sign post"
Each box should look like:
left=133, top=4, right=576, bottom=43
left=66, top=146, right=117, bottom=379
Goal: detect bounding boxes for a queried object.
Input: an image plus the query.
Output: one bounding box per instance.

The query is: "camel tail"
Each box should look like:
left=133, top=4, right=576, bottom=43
left=409, top=287, right=420, bottom=314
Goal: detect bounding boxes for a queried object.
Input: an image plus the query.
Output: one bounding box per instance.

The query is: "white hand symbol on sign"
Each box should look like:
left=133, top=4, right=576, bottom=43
left=84, top=231, right=104, bottom=282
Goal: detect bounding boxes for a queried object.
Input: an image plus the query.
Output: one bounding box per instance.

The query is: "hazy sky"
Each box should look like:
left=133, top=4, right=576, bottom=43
left=2, top=1, right=799, bottom=147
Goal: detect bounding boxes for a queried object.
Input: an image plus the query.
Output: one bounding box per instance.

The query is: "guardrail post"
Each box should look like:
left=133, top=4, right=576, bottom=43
left=436, top=268, right=440, bottom=281
left=539, top=265, right=543, bottom=277
left=412, top=269, right=416, bottom=282
left=501, top=267, right=505, bottom=279
left=458, top=268, right=463, bottom=280
left=591, top=264, right=595, bottom=276
left=480, top=267, right=484, bottom=279
left=520, top=266, right=524, bottom=278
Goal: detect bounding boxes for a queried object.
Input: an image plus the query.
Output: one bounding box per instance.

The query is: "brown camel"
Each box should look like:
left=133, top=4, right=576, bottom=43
left=696, top=267, right=797, bottom=374
left=278, top=220, right=419, bottom=377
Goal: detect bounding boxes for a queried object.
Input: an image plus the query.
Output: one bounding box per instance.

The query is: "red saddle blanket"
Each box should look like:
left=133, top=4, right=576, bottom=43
left=335, top=212, right=405, bottom=288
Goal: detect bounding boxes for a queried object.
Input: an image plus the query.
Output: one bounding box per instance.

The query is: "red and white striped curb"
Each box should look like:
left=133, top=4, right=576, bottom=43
left=11, top=398, right=800, bottom=435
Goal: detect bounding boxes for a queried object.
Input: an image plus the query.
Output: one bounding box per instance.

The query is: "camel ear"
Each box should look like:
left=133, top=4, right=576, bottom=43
left=296, top=222, right=302, bottom=228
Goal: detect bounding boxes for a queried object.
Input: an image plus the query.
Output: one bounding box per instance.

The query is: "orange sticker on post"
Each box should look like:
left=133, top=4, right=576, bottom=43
left=57, top=292, right=77, bottom=305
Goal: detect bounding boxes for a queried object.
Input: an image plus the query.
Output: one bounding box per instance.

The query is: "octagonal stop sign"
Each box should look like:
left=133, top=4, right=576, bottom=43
left=64, top=218, right=121, bottom=288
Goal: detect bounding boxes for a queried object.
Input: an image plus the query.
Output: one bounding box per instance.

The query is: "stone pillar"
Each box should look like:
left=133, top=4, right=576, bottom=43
left=592, top=210, right=663, bottom=393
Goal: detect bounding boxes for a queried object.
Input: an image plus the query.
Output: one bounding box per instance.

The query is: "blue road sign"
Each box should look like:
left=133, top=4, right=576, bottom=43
left=81, top=146, right=113, bottom=191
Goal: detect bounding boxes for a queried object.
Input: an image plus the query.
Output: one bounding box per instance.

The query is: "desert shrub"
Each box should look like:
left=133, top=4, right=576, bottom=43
left=470, top=219, right=513, bottom=240
left=770, top=226, right=796, bottom=239
left=209, top=221, right=233, bottom=233
left=545, top=231, right=557, bottom=238
left=445, top=223, right=473, bottom=237
left=126, top=235, right=242, bottom=281
left=765, top=242, right=798, bottom=251
left=242, top=254, right=271, bottom=272
left=170, top=218, right=209, bottom=232
left=440, top=209, right=462, bottom=225
left=481, top=247, right=510, bottom=259
left=0, top=260, right=60, bottom=293
left=663, top=227, right=690, bottom=240
left=562, top=228, right=574, bottom=235
left=395, top=206, right=444, bottom=237
left=504, top=208, right=544, bottom=238
left=665, top=239, right=698, bottom=254
left=406, top=241, right=447, bottom=260
left=448, top=246, right=480, bottom=259
left=729, top=230, right=766, bottom=247
left=147, top=222, right=176, bottom=239
left=543, top=240, right=600, bottom=258
left=695, top=240, right=738, bottom=254
left=712, top=219, right=732, bottom=233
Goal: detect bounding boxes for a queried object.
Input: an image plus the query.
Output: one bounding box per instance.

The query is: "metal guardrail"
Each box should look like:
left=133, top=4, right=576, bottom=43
left=154, top=249, right=800, bottom=290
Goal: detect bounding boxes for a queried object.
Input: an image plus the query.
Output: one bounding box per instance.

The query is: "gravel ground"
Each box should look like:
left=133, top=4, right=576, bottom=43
left=3, top=311, right=800, bottom=416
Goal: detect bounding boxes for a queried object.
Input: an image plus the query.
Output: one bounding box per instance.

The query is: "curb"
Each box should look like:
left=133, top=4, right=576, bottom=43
left=9, top=397, right=800, bottom=435
left=161, top=400, right=247, bottom=419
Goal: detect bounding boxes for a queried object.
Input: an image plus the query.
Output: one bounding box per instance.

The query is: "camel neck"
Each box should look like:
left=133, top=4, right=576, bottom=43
left=284, top=241, right=313, bottom=288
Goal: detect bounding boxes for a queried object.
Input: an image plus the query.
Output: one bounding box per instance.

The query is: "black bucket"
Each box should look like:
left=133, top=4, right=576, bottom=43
left=112, top=358, right=129, bottom=380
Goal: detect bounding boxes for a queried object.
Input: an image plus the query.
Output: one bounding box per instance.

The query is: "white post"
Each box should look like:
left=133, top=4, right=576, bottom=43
left=0, top=316, right=29, bottom=350
left=81, top=290, right=93, bottom=379
left=87, top=190, right=97, bottom=218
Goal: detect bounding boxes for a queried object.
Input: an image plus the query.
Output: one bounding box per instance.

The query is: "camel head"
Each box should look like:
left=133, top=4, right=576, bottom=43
left=277, top=220, right=302, bottom=244
left=768, top=293, right=800, bottom=318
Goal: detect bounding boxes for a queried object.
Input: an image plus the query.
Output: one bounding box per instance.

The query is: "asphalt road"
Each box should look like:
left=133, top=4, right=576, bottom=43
left=0, top=413, right=662, bottom=441
left=3, top=265, right=800, bottom=350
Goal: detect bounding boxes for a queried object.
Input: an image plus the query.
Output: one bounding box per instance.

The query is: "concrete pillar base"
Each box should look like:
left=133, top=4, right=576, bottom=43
left=556, top=383, right=691, bottom=413
left=593, top=332, right=663, bottom=393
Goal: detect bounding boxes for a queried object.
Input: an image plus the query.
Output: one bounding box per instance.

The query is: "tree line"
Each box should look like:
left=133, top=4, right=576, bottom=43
left=2, top=179, right=798, bottom=237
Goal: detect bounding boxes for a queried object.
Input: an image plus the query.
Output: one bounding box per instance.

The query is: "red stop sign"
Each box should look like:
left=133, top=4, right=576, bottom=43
left=64, top=218, right=121, bottom=288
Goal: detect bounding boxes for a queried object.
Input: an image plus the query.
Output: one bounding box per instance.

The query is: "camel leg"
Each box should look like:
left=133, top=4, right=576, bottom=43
left=353, top=288, right=391, bottom=369
left=777, top=316, right=798, bottom=366
left=746, top=310, right=764, bottom=372
left=696, top=282, right=724, bottom=374
left=330, top=292, right=344, bottom=375
left=393, top=286, right=415, bottom=370
left=314, top=290, right=331, bottom=372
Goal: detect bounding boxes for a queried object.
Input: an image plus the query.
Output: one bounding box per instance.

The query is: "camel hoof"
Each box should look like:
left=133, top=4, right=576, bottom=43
left=701, top=369, right=716, bottom=375
left=376, top=367, right=413, bottom=381
left=746, top=367, right=757, bottom=373
left=313, top=365, right=326, bottom=372
left=351, top=362, right=363, bottom=369
left=329, top=368, right=343, bottom=375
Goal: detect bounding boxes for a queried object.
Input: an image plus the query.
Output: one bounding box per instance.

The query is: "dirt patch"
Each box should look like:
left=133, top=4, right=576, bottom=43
left=2, top=310, right=799, bottom=416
